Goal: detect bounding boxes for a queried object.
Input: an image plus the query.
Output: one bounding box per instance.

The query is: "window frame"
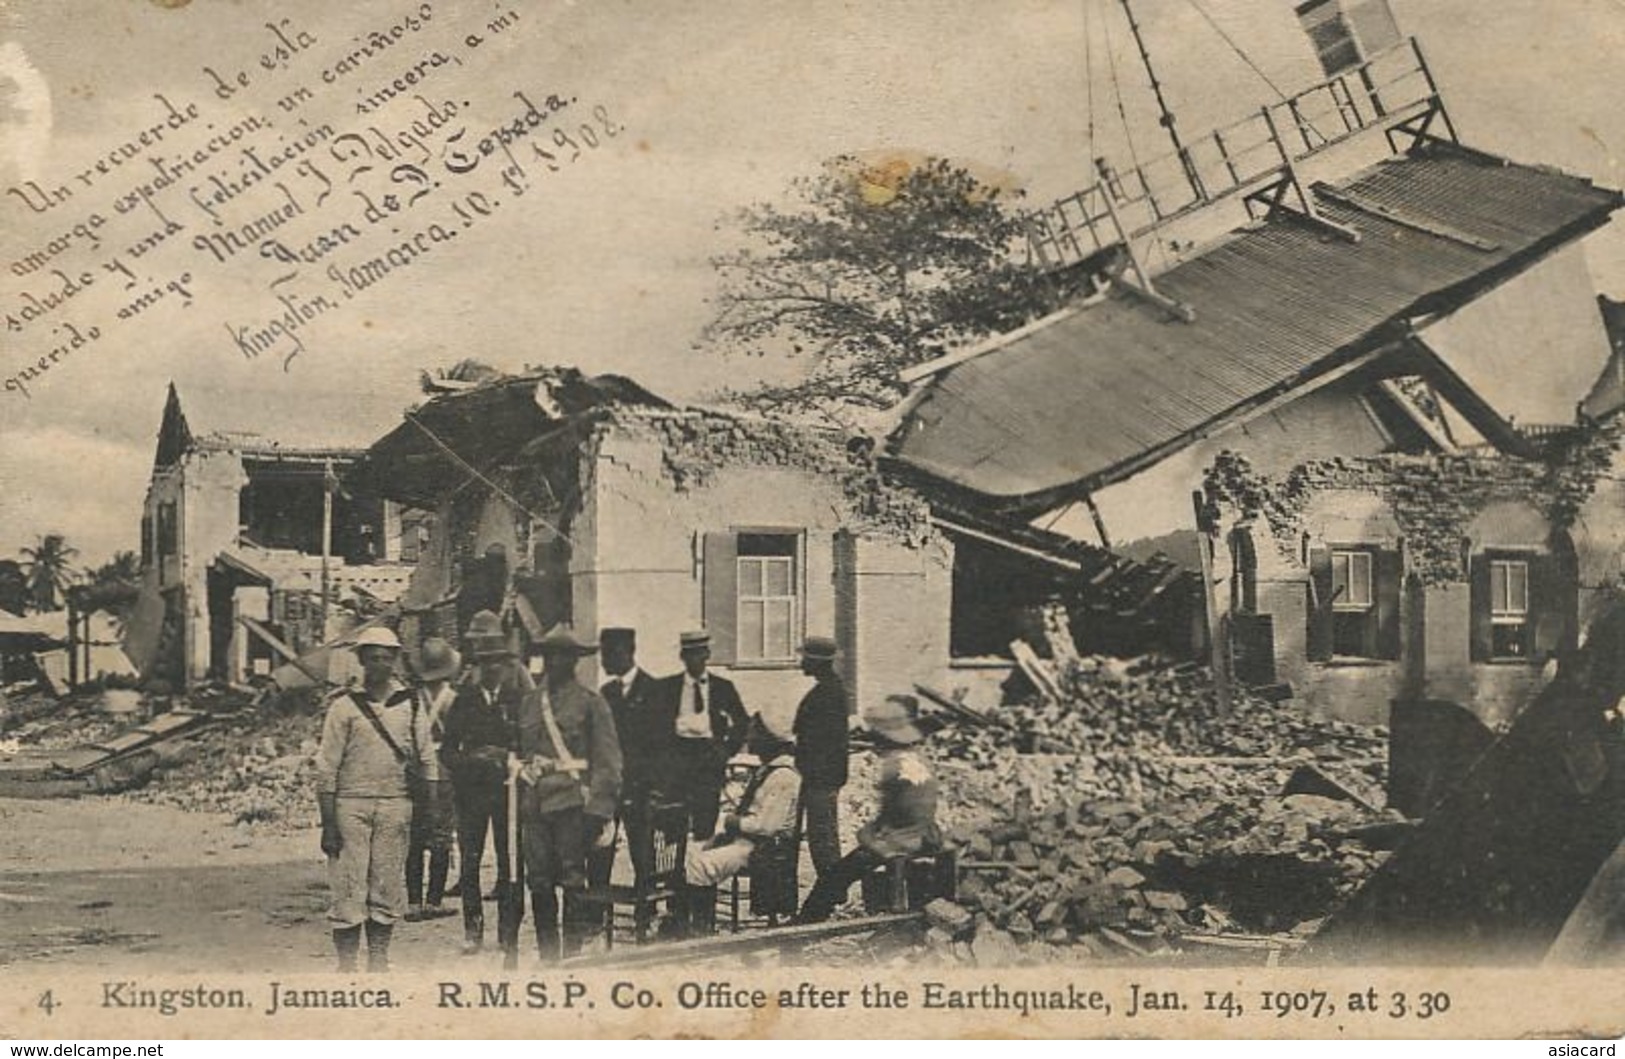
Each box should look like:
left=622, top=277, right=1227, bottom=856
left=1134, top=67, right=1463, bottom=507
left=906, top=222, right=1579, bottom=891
left=1485, top=554, right=1533, bottom=661
left=729, top=530, right=805, bottom=667
left=1330, top=549, right=1375, bottom=613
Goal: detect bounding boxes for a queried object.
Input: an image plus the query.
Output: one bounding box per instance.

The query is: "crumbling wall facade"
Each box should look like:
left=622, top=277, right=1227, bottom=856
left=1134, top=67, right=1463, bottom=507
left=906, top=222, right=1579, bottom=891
left=1206, top=438, right=1621, bottom=727
left=139, top=450, right=247, bottom=685
left=581, top=415, right=951, bottom=725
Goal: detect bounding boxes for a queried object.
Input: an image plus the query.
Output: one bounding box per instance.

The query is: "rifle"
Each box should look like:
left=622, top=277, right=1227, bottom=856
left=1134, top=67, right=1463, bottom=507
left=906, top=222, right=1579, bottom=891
left=496, top=752, right=526, bottom=969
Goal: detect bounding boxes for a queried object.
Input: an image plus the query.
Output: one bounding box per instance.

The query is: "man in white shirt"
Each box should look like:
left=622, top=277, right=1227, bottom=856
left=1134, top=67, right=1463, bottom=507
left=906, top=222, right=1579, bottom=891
left=654, top=630, right=749, bottom=840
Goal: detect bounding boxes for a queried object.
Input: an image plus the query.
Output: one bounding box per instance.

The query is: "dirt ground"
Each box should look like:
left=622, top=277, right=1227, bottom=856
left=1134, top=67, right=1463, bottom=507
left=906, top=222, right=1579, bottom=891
left=0, top=796, right=515, bottom=974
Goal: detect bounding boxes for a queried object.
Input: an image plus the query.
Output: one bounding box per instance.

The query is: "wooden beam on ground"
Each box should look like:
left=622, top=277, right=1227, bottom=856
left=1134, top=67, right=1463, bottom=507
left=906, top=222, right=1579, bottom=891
left=1010, top=641, right=1063, bottom=702
left=238, top=615, right=326, bottom=686
left=562, top=913, right=921, bottom=969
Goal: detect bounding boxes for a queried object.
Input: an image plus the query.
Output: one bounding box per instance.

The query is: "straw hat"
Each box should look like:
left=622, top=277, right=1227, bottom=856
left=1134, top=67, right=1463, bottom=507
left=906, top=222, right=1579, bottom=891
left=416, top=637, right=461, bottom=681
left=353, top=626, right=403, bottom=652
left=863, top=695, right=923, bottom=745
left=466, top=610, right=512, bottom=659
left=799, top=635, right=839, bottom=662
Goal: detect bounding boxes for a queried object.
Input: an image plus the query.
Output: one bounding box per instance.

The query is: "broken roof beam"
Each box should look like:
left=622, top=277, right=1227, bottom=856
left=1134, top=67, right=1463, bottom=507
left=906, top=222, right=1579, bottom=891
left=1314, top=183, right=1499, bottom=251
left=1395, top=336, right=1537, bottom=459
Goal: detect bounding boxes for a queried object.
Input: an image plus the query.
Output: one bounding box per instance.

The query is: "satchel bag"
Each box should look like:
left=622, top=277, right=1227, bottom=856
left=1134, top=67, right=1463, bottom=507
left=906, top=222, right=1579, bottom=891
left=353, top=691, right=428, bottom=802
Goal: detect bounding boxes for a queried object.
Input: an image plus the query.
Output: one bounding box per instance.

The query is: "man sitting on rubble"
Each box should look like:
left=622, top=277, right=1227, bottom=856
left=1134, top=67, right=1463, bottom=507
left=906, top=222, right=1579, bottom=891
left=795, top=694, right=941, bottom=924
left=680, top=712, right=802, bottom=934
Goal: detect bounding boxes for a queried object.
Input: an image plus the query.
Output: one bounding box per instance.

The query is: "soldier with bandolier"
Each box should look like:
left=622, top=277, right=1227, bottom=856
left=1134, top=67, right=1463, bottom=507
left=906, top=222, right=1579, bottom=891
left=513, top=628, right=622, bottom=962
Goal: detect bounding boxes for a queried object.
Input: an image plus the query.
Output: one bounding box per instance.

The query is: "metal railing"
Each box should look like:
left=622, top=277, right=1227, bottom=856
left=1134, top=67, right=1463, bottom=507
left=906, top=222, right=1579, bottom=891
left=1029, top=37, right=1449, bottom=270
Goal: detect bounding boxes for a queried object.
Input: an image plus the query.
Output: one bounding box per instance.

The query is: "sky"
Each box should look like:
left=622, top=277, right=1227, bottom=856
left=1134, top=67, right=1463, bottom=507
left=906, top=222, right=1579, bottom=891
left=2, top=0, right=1623, bottom=565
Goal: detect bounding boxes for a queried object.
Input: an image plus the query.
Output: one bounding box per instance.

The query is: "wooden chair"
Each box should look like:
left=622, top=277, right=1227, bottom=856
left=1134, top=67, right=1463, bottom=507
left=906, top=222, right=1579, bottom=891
left=861, top=848, right=958, bottom=914
left=725, top=823, right=802, bottom=931
left=580, top=797, right=689, bottom=947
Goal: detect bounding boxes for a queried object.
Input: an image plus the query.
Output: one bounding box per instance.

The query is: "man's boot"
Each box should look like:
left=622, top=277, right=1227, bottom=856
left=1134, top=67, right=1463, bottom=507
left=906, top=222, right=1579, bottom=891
left=462, top=905, right=484, bottom=955
left=533, top=888, right=562, bottom=964
left=365, top=920, right=393, bottom=973
left=688, top=886, right=718, bottom=938
left=332, top=925, right=362, bottom=972
left=428, top=850, right=451, bottom=910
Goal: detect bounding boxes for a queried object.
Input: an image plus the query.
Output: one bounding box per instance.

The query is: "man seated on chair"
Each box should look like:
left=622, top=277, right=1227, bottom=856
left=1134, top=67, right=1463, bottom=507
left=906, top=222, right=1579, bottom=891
left=795, top=694, right=941, bottom=923
left=682, top=712, right=801, bottom=920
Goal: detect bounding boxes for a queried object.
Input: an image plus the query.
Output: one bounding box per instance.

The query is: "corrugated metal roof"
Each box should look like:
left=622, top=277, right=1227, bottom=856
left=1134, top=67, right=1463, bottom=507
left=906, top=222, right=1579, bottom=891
left=890, top=143, right=1622, bottom=507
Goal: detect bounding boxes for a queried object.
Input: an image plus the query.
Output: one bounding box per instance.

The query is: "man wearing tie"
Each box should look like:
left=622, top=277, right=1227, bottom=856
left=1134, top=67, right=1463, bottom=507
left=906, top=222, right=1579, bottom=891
left=657, top=629, right=749, bottom=840
left=437, top=609, right=522, bottom=955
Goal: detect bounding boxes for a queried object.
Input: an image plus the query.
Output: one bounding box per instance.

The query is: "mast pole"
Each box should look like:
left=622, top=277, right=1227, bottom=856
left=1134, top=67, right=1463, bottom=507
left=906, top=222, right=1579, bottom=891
left=1117, top=0, right=1206, bottom=201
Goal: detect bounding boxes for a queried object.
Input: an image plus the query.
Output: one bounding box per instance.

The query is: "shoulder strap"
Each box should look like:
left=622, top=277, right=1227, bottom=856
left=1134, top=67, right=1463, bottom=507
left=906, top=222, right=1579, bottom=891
left=537, top=689, right=587, bottom=777
left=352, top=692, right=410, bottom=764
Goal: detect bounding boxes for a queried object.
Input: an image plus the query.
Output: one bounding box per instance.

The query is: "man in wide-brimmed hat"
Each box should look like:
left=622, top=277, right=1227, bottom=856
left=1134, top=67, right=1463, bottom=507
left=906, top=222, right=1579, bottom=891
left=315, top=625, right=436, bottom=971
left=405, top=636, right=461, bottom=921
left=654, top=629, right=750, bottom=841
left=792, top=635, right=849, bottom=875
left=514, top=627, right=622, bottom=961
left=796, top=693, right=942, bottom=923
left=439, top=609, right=523, bottom=954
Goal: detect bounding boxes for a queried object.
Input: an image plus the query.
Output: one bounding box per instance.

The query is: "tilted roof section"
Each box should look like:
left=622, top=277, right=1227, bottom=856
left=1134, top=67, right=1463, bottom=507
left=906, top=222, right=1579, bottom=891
left=350, top=367, right=673, bottom=508
left=889, top=143, right=1623, bottom=510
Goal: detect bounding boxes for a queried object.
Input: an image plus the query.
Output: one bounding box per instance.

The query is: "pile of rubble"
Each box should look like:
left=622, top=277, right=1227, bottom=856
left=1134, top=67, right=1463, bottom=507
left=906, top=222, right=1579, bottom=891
left=887, top=644, right=1397, bottom=962
left=127, top=708, right=322, bottom=830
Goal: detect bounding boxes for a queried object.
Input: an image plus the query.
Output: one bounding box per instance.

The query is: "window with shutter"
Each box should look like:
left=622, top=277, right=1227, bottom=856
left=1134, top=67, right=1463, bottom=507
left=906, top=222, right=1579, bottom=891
left=701, top=532, right=738, bottom=666
left=1309, top=544, right=1400, bottom=661
left=1307, top=546, right=1333, bottom=662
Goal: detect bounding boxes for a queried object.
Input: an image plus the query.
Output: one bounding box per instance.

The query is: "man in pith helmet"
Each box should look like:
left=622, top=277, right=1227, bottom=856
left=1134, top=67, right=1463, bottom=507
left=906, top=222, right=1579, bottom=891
left=316, top=625, right=435, bottom=971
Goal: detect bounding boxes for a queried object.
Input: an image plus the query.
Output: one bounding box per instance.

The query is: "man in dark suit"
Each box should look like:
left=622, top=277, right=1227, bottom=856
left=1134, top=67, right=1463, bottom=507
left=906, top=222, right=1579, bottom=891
left=793, top=635, right=849, bottom=875
left=437, top=609, right=524, bottom=955
left=589, top=626, right=662, bottom=884
left=655, top=629, right=749, bottom=840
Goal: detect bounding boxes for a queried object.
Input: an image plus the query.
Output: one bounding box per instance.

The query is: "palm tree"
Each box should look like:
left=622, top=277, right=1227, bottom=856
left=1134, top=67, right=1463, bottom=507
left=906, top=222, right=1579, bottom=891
left=21, top=533, right=78, bottom=612
left=89, top=551, right=140, bottom=586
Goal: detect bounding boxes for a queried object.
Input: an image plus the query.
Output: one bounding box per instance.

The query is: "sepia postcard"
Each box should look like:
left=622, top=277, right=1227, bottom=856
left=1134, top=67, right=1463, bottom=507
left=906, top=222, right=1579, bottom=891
left=3, top=0, right=1625, bottom=1041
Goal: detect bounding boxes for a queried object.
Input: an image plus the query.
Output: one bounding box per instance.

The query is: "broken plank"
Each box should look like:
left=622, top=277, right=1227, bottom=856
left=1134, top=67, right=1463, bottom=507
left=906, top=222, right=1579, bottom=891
left=1177, top=933, right=1304, bottom=951
left=561, top=913, right=921, bottom=969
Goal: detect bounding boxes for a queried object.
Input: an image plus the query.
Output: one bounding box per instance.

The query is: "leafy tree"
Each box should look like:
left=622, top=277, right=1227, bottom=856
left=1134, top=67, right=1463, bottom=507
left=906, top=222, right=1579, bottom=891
left=0, top=560, right=26, bottom=617
left=700, top=154, right=1071, bottom=422
left=20, top=533, right=78, bottom=612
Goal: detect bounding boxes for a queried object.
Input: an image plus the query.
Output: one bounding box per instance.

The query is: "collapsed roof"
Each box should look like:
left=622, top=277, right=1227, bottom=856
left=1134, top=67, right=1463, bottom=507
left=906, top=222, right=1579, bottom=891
left=888, top=142, right=1624, bottom=513
left=348, top=367, right=672, bottom=508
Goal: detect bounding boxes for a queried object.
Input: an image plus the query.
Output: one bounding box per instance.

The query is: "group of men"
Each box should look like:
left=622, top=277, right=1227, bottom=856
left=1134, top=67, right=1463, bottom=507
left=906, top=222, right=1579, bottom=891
left=315, top=609, right=940, bottom=970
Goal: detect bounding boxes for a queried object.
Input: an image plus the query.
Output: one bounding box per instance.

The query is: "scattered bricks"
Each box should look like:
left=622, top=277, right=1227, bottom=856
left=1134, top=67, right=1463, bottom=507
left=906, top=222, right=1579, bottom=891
left=1144, top=891, right=1189, bottom=912
left=923, top=926, right=957, bottom=953
left=1035, top=900, right=1066, bottom=929
left=1005, top=912, right=1035, bottom=941
left=1104, top=865, right=1146, bottom=889
left=925, top=899, right=975, bottom=938
left=1044, top=927, right=1072, bottom=946
left=970, top=927, right=1023, bottom=966
left=1010, top=841, right=1040, bottom=869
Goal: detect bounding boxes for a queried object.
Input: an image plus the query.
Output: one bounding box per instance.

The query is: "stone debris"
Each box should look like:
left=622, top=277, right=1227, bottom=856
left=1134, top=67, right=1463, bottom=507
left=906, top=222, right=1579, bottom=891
left=878, top=645, right=1395, bottom=962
